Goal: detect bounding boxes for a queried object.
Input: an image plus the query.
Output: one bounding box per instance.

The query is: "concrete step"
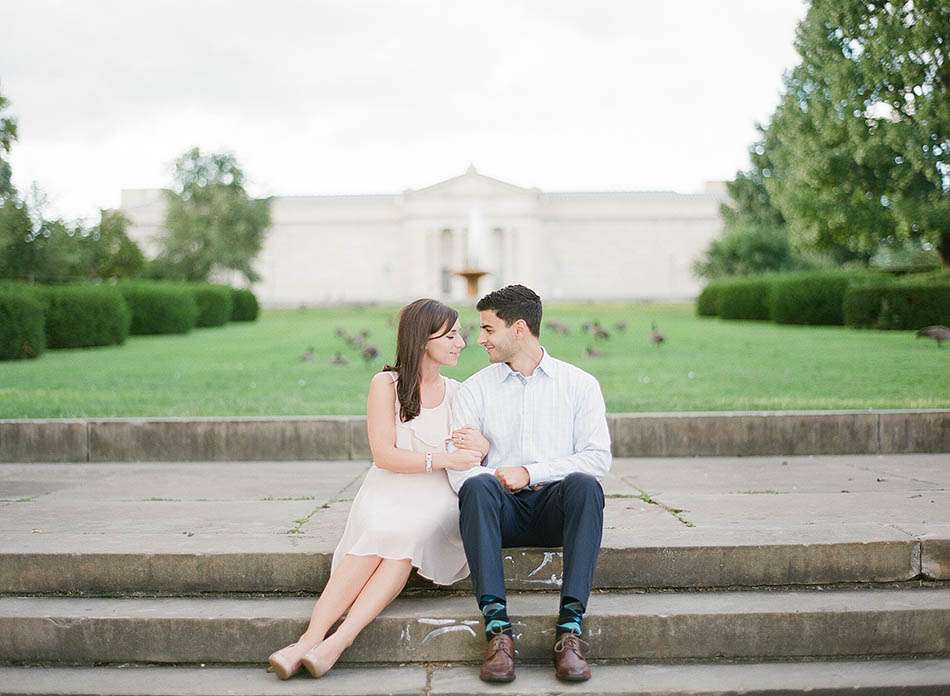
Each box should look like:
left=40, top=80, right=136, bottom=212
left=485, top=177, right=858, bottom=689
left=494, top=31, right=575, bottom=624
left=3, top=455, right=947, bottom=595
left=2, top=529, right=932, bottom=595
left=1, top=660, right=949, bottom=695
left=2, top=588, right=948, bottom=665
left=4, top=409, right=946, bottom=462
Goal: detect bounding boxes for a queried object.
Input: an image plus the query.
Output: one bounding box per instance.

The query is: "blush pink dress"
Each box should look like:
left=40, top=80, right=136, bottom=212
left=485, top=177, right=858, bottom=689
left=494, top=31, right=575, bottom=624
left=330, top=373, right=469, bottom=585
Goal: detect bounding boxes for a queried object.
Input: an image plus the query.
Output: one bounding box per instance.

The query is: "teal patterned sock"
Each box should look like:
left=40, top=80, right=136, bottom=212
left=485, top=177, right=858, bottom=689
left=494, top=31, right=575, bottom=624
left=556, top=596, right=584, bottom=636
left=478, top=594, right=513, bottom=640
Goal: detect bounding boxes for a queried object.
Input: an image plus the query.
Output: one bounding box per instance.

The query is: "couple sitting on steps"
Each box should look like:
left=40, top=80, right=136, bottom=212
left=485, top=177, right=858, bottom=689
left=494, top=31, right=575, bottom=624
left=267, top=284, right=610, bottom=683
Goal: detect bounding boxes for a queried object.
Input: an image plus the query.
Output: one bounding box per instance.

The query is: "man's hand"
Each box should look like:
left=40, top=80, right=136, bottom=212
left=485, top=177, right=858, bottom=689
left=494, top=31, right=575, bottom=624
left=495, top=466, right=530, bottom=492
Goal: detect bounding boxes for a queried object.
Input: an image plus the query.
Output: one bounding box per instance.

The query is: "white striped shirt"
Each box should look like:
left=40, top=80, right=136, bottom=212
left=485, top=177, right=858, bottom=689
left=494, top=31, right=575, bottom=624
left=446, top=347, right=612, bottom=493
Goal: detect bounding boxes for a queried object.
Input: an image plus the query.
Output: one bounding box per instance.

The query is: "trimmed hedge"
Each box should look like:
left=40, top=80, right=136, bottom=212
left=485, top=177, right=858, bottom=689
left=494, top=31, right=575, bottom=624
left=39, top=284, right=131, bottom=349
left=0, top=286, right=45, bottom=360
left=696, top=282, right=722, bottom=317
left=769, top=271, right=886, bottom=326
left=118, top=281, right=198, bottom=335
left=230, top=287, right=259, bottom=322
left=845, top=280, right=950, bottom=330
left=187, top=283, right=234, bottom=327
left=842, top=284, right=891, bottom=328
left=716, top=277, right=773, bottom=320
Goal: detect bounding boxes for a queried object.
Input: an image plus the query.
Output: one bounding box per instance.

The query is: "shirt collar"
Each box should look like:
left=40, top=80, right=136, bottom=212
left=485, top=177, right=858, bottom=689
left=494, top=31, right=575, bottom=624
left=498, top=346, right=556, bottom=382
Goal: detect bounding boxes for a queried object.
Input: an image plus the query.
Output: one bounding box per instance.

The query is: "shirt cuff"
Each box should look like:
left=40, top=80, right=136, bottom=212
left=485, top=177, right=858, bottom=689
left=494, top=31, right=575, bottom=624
left=523, top=462, right=550, bottom=486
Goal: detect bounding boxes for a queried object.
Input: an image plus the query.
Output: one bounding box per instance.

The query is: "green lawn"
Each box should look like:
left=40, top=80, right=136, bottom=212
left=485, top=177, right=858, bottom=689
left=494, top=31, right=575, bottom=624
left=1, top=302, right=947, bottom=418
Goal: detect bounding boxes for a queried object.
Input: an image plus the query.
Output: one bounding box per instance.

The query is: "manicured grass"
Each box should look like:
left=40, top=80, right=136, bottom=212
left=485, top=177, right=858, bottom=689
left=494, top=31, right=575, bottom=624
left=1, top=302, right=947, bottom=417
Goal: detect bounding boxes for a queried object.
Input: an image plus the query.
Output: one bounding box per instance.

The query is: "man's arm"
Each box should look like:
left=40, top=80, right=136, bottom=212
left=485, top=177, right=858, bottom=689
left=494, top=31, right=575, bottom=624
left=446, top=379, right=494, bottom=493
left=523, top=376, right=611, bottom=485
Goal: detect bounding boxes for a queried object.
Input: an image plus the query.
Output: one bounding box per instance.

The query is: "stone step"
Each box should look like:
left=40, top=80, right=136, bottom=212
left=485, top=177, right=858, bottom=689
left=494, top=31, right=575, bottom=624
left=3, top=455, right=947, bottom=595
left=2, top=660, right=950, bottom=695
left=0, top=532, right=932, bottom=595
left=2, top=588, right=948, bottom=665
left=4, top=409, right=946, bottom=462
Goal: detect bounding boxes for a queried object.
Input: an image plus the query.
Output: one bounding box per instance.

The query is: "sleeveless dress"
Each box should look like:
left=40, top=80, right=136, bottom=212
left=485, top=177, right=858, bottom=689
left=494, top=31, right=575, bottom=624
left=330, top=373, right=469, bottom=585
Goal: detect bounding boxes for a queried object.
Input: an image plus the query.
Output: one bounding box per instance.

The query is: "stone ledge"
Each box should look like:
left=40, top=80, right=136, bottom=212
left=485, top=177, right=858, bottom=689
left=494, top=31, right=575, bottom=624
left=0, top=538, right=922, bottom=595
left=2, top=660, right=949, bottom=696
left=1, top=410, right=946, bottom=462
left=2, top=589, right=948, bottom=663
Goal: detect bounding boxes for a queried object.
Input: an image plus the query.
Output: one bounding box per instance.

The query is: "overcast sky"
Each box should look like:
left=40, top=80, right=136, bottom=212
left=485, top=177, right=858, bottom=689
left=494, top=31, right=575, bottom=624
left=2, top=0, right=807, bottom=222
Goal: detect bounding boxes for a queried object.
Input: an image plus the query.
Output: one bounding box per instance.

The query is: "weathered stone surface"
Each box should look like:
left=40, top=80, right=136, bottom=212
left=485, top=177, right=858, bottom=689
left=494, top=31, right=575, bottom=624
left=348, top=417, right=372, bottom=460
left=609, top=411, right=881, bottom=457
left=922, top=538, right=950, bottom=580
left=0, top=420, right=86, bottom=463
left=2, top=411, right=945, bottom=463
left=87, top=418, right=351, bottom=461
left=2, top=660, right=949, bottom=696
left=1, top=589, right=947, bottom=664
left=428, top=660, right=950, bottom=696
left=3, top=660, right=949, bottom=696
left=879, top=411, right=950, bottom=454
left=2, top=456, right=946, bottom=593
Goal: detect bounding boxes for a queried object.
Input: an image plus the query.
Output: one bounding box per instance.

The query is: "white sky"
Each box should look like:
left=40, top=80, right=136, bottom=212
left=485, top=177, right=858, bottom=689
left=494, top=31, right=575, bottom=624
left=2, top=0, right=808, bottom=222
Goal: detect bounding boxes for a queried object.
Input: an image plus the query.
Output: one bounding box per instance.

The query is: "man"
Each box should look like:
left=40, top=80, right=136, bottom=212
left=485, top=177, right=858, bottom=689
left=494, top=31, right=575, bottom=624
left=446, top=284, right=610, bottom=683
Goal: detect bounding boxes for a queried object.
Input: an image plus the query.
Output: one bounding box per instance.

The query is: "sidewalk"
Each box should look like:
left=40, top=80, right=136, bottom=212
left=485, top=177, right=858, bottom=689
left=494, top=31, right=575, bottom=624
left=1, top=453, right=947, bottom=593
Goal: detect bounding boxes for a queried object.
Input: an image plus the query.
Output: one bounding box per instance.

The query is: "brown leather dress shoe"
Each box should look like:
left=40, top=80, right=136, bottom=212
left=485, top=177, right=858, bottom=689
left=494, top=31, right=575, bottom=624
left=479, top=633, right=516, bottom=682
left=553, top=632, right=592, bottom=682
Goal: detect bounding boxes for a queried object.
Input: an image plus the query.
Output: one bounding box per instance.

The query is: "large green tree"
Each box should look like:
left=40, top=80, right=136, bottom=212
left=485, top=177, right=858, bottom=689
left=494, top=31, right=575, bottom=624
left=694, top=125, right=804, bottom=279
left=766, top=0, right=948, bottom=264
left=150, top=148, right=271, bottom=283
left=0, top=199, right=34, bottom=279
left=0, top=85, right=16, bottom=202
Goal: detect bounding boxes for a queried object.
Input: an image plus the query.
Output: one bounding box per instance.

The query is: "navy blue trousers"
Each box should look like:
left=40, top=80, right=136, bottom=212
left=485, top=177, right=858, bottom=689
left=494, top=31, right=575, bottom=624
left=458, top=472, right=605, bottom=606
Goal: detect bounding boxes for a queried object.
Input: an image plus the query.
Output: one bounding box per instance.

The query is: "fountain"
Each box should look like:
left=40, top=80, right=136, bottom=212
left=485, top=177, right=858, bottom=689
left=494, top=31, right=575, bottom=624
left=455, top=205, right=490, bottom=297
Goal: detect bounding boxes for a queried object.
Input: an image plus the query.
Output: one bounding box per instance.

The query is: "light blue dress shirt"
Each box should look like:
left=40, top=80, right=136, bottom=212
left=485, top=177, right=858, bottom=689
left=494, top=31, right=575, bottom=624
left=446, top=347, right=612, bottom=493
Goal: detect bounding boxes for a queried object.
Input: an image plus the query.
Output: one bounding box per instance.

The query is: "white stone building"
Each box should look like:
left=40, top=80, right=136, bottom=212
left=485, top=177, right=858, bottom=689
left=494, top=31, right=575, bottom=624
left=120, top=166, right=728, bottom=306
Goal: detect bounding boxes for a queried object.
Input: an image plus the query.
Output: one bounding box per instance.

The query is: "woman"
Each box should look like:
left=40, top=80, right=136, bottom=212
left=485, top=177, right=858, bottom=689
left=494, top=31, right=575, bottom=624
left=267, top=299, right=486, bottom=679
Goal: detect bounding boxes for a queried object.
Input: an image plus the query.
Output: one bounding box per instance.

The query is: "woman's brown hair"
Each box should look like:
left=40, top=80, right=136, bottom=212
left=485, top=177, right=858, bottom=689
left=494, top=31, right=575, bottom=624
left=384, top=298, right=458, bottom=422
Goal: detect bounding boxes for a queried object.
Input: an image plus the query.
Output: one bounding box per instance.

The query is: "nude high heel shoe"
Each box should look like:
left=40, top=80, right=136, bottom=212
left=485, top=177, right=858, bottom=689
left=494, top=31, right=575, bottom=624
left=266, top=642, right=303, bottom=680
left=300, top=641, right=339, bottom=679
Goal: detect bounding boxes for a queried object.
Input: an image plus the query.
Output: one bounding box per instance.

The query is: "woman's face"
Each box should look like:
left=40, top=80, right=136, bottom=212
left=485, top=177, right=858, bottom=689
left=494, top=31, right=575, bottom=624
left=425, top=319, right=465, bottom=367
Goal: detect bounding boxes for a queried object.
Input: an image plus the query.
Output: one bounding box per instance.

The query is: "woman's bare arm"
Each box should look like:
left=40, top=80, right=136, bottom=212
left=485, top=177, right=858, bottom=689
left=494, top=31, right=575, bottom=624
left=367, top=373, right=479, bottom=472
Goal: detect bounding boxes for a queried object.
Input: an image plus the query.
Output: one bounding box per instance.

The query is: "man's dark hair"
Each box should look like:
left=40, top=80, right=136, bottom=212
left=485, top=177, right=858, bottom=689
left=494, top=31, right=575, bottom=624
left=476, top=284, right=542, bottom=337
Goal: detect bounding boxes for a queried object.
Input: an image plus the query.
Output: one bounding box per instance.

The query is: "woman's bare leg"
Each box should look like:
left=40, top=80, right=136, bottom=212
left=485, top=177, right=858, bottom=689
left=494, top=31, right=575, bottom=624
left=271, top=552, right=381, bottom=671
left=299, top=554, right=382, bottom=644
left=302, top=558, right=413, bottom=675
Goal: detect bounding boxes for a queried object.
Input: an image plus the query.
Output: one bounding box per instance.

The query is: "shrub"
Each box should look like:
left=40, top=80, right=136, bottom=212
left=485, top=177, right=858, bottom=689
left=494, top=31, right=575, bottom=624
left=843, top=284, right=892, bottom=328
left=40, top=284, right=131, bottom=349
left=846, top=279, right=950, bottom=330
left=896, top=269, right=950, bottom=285
left=118, top=281, right=198, bottom=335
left=769, top=270, right=886, bottom=326
left=187, top=283, right=234, bottom=327
left=716, top=277, right=773, bottom=320
left=0, top=287, right=45, bottom=360
left=230, top=287, right=259, bottom=322
left=696, top=282, right=722, bottom=317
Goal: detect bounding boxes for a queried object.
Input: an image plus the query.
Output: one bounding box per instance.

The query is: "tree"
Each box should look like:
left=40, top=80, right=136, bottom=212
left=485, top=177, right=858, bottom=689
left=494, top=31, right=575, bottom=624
left=0, top=199, right=145, bottom=282
left=86, top=210, right=145, bottom=279
left=694, top=128, right=830, bottom=280
left=0, top=198, right=34, bottom=279
left=0, top=85, right=17, bottom=202
left=765, top=0, right=949, bottom=265
left=150, top=148, right=271, bottom=283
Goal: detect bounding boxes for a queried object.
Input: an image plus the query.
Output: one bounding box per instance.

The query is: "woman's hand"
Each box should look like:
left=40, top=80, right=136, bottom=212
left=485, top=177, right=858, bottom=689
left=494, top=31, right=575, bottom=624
left=441, top=448, right=483, bottom=471
left=449, top=427, right=490, bottom=458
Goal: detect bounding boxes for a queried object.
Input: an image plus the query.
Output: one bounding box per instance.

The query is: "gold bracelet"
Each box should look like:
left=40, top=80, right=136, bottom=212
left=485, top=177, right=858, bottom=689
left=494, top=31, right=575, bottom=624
left=425, top=452, right=433, bottom=473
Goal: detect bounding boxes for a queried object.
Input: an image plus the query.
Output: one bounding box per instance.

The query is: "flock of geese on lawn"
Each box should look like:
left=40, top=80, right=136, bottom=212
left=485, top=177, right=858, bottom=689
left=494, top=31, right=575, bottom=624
left=300, top=322, right=949, bottom=365
left=300, top=319, right=669, bottom=366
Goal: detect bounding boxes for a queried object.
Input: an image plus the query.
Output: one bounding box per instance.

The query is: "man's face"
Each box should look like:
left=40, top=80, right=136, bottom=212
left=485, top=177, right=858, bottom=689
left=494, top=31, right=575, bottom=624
left=478, top=309, right=520, bottom=363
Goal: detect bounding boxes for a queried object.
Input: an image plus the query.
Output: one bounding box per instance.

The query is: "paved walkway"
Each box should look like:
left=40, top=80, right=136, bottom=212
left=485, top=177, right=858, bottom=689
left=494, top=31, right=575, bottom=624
left=1, top=454, right=947, bottom=564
